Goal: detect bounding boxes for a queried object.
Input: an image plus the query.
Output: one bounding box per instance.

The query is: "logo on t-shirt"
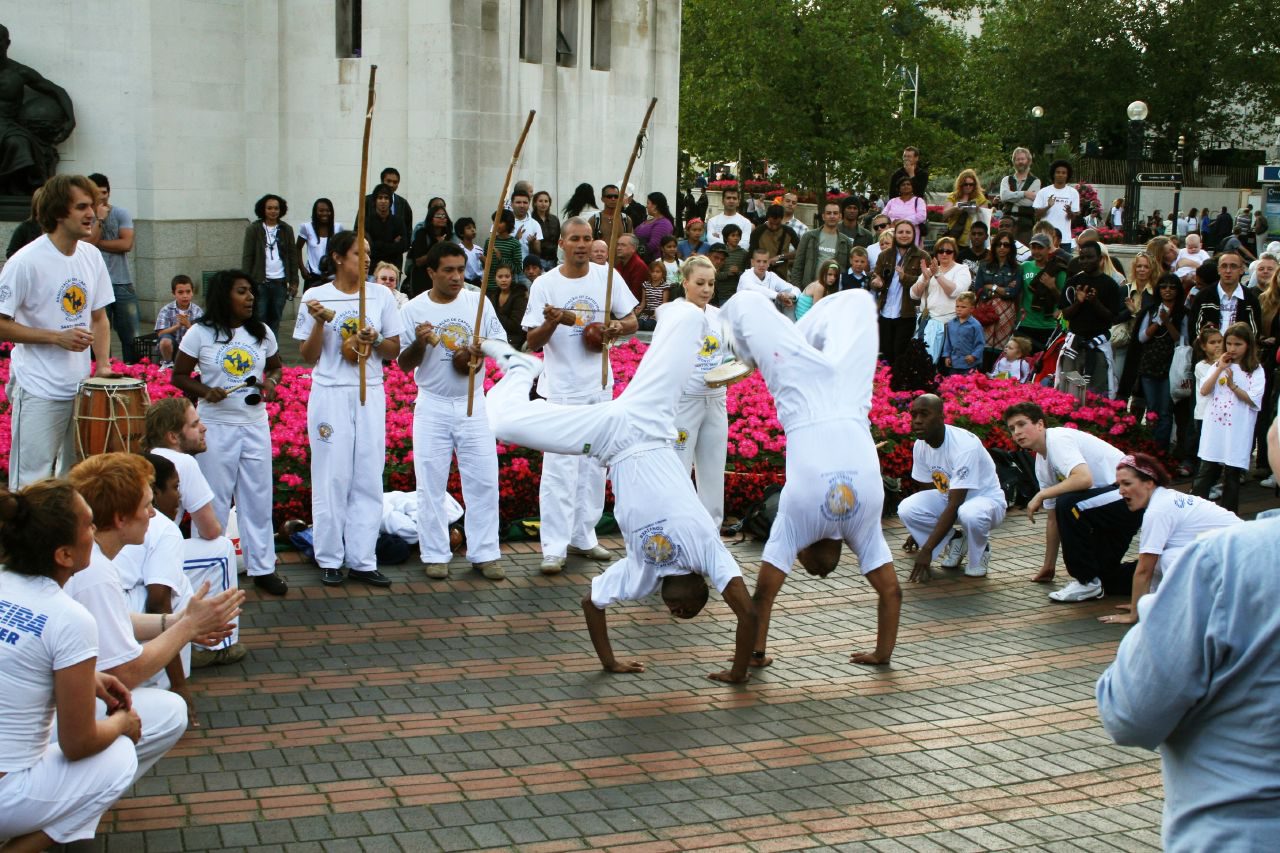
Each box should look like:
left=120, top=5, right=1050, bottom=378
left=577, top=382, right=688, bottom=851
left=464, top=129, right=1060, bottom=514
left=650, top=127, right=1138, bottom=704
left=0, top=284, right=11, bottom=304
left=931, top=470, right=951, bottom=494
left=435, top=319, right=471, bottom=353
left=218, top=342, right=257, bottom=378
left=820, top=474, right=857, bottom=521
left=0, top=600, right=48, bottom=640
left=698, top=334, right=721, bottom=359
left=58, top=277, right=89, bottom=320
left=335, top=310, right=364, bottom=340
left=1173, top=495, right=1197, bottom=509
left=317, top=422, right=334, bottom=442
left=675, top=428, right=689, bottom=449
left=565, top=296, right=601, bottom=332
left=639, top=521, right=681, bottom=568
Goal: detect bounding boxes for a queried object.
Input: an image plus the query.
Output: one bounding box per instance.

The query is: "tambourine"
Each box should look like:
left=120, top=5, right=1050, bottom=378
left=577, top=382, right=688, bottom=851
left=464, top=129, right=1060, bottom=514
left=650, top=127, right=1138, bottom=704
left=704, top=361, right=754, bottom=388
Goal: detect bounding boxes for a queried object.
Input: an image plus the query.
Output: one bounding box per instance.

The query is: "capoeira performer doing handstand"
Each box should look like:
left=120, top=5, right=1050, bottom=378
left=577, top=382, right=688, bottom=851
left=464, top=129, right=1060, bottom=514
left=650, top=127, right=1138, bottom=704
left=482, top=300, right=759, bottom=683
left=724, top=289, right=902, bottom=666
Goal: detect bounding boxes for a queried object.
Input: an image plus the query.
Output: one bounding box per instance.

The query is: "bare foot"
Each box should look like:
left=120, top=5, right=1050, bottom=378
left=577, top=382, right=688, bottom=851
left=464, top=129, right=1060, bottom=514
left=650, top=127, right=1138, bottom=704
left=604, top=660, right=645, bottom=674
left=850, top=651, right=891, bottom=666
left=707, top=669, right=751, bottom=684
left=1031, top=567, right=1056, bottom=583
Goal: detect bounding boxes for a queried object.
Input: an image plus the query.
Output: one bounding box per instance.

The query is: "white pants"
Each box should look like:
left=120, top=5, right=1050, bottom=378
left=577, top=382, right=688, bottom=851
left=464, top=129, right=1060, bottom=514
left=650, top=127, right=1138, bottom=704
left=7, top=380, right=77, bottom=489
left=536, top=390, right=609, bottom=559
left=0, top=738, right=136, bottom=844
left=197, top=421, right=275, bottom=577
left=413, top=392, right=500, bottom=563
left=184, top=536, right=239, bottom=648
left=898, top=489, right=1006, bottom=566
left=96, top=688, right=187, bottom=784
left=309, top=385, right=385, bottom=572
left=673, top=392, right=728, bottom=528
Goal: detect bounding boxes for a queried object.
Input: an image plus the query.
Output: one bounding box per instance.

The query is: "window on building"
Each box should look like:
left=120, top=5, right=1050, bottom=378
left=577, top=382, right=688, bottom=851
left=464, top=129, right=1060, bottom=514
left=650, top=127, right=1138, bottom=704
left=336, top=0, right=361, bottom=58
left=519, top=0, right=542, bottom=63
left=557, top=0, right=578, bottom=67
left=590, top=0, right=611, bottom=70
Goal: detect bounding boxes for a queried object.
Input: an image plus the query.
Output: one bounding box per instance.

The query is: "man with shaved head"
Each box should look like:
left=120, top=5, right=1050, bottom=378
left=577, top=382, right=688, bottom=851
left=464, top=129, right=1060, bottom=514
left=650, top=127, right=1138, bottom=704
left=898, top=394, right=1007, bottom=581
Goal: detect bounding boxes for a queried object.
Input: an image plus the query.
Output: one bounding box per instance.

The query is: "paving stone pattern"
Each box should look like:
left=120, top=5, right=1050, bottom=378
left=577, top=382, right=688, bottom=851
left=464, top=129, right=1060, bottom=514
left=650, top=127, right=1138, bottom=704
left=101, top=485, right=1279, bottom=851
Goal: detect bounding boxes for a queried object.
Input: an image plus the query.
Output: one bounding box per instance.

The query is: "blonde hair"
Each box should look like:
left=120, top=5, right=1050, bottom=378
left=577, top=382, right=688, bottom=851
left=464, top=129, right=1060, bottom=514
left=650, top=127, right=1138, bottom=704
left=680, top=254, right=714, bottom=281
left=373, top=262, right=400, bottom=284
left=1009, top=336, right=1033, bottom=358
left=1258, top=255, right=1280, bottom=329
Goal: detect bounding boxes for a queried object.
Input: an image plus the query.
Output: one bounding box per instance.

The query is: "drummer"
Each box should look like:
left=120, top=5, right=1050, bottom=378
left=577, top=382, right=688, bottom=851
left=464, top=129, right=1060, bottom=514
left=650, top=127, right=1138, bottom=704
left=723, top=289, right=902, bottom=667
left=483, top=300, right=758, bottom=682
left=672, top=255, right=730, bottom=530
left=0, top=175, right=117, bottom=488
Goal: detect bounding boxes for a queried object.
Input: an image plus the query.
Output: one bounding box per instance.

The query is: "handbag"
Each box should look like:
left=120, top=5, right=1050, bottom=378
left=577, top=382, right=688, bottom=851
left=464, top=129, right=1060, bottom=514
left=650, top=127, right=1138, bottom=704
left=1110, top=320, right=1132, bottom=350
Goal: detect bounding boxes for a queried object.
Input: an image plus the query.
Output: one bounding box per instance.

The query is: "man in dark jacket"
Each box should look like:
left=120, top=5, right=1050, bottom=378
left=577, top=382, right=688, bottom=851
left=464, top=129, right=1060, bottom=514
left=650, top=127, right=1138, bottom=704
left=1192, top=249, right=1261, bottom=336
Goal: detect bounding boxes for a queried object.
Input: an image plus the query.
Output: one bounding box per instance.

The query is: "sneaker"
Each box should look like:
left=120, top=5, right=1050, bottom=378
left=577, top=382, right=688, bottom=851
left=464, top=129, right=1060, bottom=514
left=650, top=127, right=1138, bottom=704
left=473, top=560, right=506, bottom=580
left=540, top=555, right=565, bottom=575
left=568, top=544, right=614, bottom=562
left=1048, top=578, right=1104, bottom=602
left=1209, top=483, right=1224, bottom=501
left=159, top=360, right=175, bottom=370
left=191, top=643, right=248, bottom=669
left=347, top=569, right=393, bottom=587
left=481, top=339, right=543, bottom=377
left=321, top=567, right=345, bottom=586
left=424, top=562, right=450, bottom=579
left=964, top=546, right=990, bottom=578
left=252, top=572, right=288, bottom=596
left=939, top=530, right=965, bottom=569
left=1262, top=475, right=1277, bottom=489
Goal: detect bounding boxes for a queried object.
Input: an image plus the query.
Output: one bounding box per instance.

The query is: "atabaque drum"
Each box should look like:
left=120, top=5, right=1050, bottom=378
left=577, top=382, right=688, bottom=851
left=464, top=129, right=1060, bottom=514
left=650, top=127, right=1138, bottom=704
left=74, top=377, right=151, bottom=459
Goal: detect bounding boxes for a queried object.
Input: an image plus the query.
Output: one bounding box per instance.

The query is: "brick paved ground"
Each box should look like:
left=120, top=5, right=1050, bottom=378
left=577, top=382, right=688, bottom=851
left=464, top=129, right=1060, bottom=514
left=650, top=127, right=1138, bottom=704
left=95, top=483, right=1278, bottom=852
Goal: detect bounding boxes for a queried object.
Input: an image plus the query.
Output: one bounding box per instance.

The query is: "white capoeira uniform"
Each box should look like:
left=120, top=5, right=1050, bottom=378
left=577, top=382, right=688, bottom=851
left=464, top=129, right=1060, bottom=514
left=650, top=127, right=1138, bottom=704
left=62, top=546, right=188, bottom=783
left=488, top=300, right=741, bottom=606
left=293, top=283, right=402, bottom=572
left=0, top=571, right=138, bottom=845
left=1139, top=487, right=1241, bottom=593
left=151, top=447, right=240, bottom=649
left=898, top=424, right=1007, bottom=567
left=721, top=289, right=892, bottom=574
left=521, top=262, right=639, bottom=559
left=115, top=512, right=194, bottom=688
left=672, top=300, right=729, bottom=528
left=181, top=322, right=279, bottom=578
left=399, top=289, right=505, bottom=564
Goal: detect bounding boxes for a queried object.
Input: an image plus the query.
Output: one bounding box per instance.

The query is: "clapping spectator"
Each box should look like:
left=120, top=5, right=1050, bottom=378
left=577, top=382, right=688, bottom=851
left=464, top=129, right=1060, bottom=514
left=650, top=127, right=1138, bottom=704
left=154, top=274, right=204, bottom=367
left=1136, top=276, right=1188, bottom=449
left=973, top=231, right=1021, bottom=349
left=678, top=218, right=711, bottom=258
left=910, top=236, right=972, bottom=361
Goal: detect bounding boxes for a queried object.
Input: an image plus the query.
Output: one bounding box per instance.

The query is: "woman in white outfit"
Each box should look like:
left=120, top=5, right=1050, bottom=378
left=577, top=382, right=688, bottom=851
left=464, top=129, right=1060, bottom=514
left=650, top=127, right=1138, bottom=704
left=294, top=230, right=402, bottom=587
left=0, top=480, right=141, bottom=851
left=910, top=235, right=971, bottom=361
left=672, top=255, right=729, bottom=529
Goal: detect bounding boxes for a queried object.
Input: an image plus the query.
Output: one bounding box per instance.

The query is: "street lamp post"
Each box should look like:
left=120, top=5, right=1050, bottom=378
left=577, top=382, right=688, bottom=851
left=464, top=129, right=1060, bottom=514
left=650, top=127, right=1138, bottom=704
left=1124, top=100, right=1148, bottom=243
left=1031, top=105, right=1044, bottom=155
left=1171, top=135, right=1186, bottom=238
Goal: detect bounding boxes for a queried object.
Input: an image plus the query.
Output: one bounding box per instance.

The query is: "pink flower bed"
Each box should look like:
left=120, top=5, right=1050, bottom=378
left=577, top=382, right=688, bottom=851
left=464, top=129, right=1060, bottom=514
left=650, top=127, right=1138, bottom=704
left=0, top=343, right=1160, bottom=526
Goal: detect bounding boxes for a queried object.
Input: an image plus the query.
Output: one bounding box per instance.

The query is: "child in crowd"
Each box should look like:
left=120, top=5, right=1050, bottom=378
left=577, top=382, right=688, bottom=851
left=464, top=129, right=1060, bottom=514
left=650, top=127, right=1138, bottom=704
left=941, top=292, right=984, bottom=374
left=639, top=259, right=669, bottom=330
left=155, top=274, right=205, bottom=367
left=840, top=245, right=870, bottom=291
left=522, top=255, right=543, bottom=289
left=1192, top=322, right=1265, bottom=512
left=484, top=210, right=524, bottom=291
left=990, top=335, right=1033, bottom=382
left=797, top=260, right=840, bottom=320
left=454, top=217, right=485, bottom=286
left=374, top=261, right=409, bottom=308
left=678, top=218, right=710, bottom=258
left=660, top=235, right=681, bottom=296
left=1186, top=327, right=1223, bottom=478
left=716, top=225, right=749, bottom=305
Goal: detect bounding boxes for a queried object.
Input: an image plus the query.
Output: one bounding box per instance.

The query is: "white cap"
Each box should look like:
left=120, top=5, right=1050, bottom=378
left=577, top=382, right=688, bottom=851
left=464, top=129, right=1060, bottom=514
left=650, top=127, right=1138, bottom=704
left=625, top=183, right=636, bottom=198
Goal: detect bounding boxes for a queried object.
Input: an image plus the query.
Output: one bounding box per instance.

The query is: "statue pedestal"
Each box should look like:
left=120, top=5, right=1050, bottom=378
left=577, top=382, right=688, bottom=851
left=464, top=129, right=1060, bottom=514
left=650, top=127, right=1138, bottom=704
left=0, top=195, right=32, bottom=222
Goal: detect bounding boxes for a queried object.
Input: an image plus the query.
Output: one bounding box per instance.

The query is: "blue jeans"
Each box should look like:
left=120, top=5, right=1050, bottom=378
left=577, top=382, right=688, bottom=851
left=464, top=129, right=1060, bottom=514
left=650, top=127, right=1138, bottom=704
left=1140, top=375, right=1173, bottom=448
left=255, top=279, right=288, bottom=338
left=107, top=283, right=141, bottom=363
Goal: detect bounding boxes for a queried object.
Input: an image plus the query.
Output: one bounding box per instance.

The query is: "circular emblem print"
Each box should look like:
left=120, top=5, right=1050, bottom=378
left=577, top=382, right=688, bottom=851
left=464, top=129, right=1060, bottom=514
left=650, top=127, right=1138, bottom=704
left=219, top=344, right=256, bottom=378
left=317, top=422, right=334, bottom=442
left=675, top=428, right=689, bottom=449
left=699, top=334, right=720, bottom=358
left=932, top=471, right=950, bottom=494
left=436, top=320, right=471, bottom=352
left=336, top=311, right=361, bottom=340
left=642, top=532, right=676, bottom=566
left=822, top=478, right=857, bottom=521
left=58, top=278, right=88, bottom=320
left=567, top=297, right=600, bottom=329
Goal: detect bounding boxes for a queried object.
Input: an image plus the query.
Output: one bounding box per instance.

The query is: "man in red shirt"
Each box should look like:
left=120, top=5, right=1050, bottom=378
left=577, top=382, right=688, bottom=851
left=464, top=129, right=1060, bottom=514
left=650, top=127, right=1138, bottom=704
left=614, top=234, right=650, bottom=303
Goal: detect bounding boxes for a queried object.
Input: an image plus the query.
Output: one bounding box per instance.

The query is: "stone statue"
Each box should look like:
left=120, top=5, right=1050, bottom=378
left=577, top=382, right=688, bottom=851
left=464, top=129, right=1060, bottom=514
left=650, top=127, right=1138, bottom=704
left=0, top=24, right=76, bottom=196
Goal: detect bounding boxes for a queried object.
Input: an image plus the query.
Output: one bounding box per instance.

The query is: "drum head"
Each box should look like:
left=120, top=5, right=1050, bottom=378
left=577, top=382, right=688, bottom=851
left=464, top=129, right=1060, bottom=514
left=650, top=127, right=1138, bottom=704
left=80, top=377, right=147, bottom=390
left=704, top=361, right=753, bottom=388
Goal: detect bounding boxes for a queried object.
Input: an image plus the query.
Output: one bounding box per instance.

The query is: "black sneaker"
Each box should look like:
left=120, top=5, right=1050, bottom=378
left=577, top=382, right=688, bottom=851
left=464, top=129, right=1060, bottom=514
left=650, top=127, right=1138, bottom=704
left=347, top=569, right=392, bottom=587
left=322, top=567, right=345, bottom=586
left=252, top=572, right=289, bottom=596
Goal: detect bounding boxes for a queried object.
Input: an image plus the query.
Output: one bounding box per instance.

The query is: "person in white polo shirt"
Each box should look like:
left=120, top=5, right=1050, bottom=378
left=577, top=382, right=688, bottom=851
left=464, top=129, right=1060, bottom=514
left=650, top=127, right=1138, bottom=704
left=1004, top=402, right=1139, bottom=602
left=899, top=394, right=1007, bottom=581
left=0, top=174, right=115, bottom=488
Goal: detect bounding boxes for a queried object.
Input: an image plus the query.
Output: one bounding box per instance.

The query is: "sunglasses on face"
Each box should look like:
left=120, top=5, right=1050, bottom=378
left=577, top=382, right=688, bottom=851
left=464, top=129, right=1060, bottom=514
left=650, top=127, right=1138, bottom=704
left=935, top=248, right=955, bottom=255
left=603, top=194, right=619, bottom=199
left=874, top=222, right=889, bottom=230
left=961, top=182, right=976, bottom=187
left=994, top=242, right=1012, bottom=248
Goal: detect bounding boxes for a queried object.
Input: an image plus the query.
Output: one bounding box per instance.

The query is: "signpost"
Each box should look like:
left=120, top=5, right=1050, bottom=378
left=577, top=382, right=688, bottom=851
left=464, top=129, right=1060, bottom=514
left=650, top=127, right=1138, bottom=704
left=1135, top=173, right=1181, bottom=183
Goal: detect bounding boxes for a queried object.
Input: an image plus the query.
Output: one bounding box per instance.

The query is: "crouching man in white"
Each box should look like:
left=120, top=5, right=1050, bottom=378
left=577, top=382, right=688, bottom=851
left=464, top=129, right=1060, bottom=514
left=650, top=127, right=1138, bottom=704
left=0, top=480, right=140, bottom=851
left=64, top=454, right=242, bottom=786
left=723, top=290, right=902, bottom=668
left=483, top=301, right=758, bottom=682
left=899, top=394, right=1007, bottom=581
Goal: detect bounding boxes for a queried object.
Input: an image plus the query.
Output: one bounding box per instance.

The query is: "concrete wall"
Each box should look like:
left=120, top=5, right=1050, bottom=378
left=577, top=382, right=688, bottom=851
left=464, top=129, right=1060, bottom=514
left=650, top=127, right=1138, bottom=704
left=8, top=0, right=680, bottom=316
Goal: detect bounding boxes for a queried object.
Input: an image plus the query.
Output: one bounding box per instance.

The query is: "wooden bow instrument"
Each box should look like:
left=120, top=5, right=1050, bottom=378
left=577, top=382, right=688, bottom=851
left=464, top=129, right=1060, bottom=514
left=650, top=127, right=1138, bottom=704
left=355, top=65, right=378, bottom=404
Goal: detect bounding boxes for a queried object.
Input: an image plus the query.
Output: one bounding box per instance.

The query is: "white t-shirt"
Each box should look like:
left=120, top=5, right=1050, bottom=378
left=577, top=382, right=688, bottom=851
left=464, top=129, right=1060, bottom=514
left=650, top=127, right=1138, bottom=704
left=783, top=216, right=808, bottom=238
left=64, top=545, right=143, bottom=673
left=736, top=269, right=800, bottom=300
left=115, top=513, right=192, bottom=614
left=399, top=289, right=505, bottom=398
left=1035, top=427, right=1124, bottom=508
left=512, top=214, right=543, bottom=261
left=1199, top=363, right=1266, bottom=469
left=706, top=212, right=753, bottom=245
left=263, top=224, right=285, bottom=279
left=990, top=356, right=1032, bottom=382
left=151, top=447, right=215, bottom=519
left=292, top=281, right=402, bottom=387
left=297, top=221, right=345, bottom=277
left=1193, top=360, right=1215, bottom=419
left=681, top=302, right=727, bottom=398
left=1033, top=185, right=1081, bottom=247
left=1174, top=248, right=1210, bottom=280
left=178, top=323, right=278, bottom=425
left=0, top=235, right=115, bottom=401
left=911, top=425, right=1005, bottom=506
left=461, top=243, right=485, bottom=282
left=0, top=571, right=99, bottom=772
left=1140, top=487, right=1240, bottom=559
left=521, top=262, right=639, bottom=400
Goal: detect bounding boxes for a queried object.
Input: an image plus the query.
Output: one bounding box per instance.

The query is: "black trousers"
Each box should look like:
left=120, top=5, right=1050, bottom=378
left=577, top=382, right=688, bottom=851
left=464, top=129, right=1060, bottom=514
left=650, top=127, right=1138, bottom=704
left=1054, top=485, right=1142, bottom=594
left=878, top=315, right=917, bottom=364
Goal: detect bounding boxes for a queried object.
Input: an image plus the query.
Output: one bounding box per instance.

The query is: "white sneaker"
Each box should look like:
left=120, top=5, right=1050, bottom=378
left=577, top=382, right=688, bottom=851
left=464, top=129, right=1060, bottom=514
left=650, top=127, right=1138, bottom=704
left=1209, top=483, right=1224, bottom=501
left=1262, top=475, right=1277, bottom=489
left=568, top=544, right=614, bottom=561
left=940, top=530, right=965, bottom=569
left=1048, top=578, right=1104, bottom=602
left=964, top=546, right=989, bottom=578
left=539, top=555, right=564, bottom=575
